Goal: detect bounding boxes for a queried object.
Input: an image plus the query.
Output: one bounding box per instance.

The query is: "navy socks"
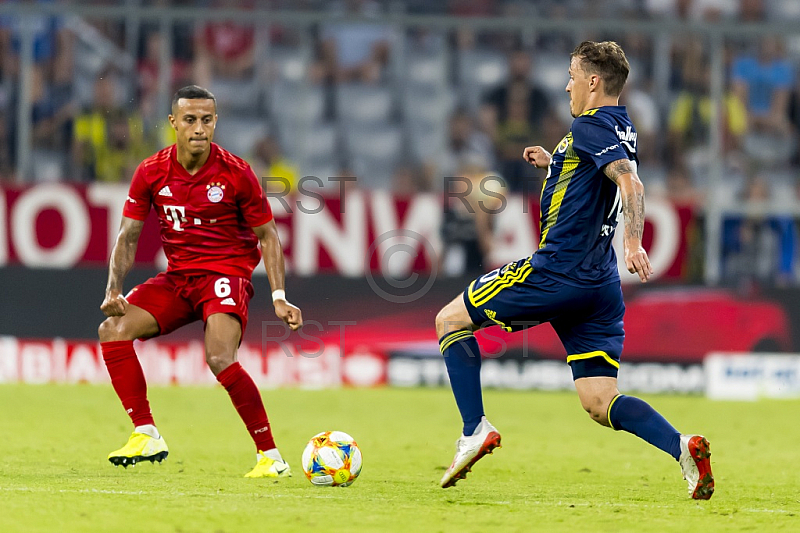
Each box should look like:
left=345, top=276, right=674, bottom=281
left=608, top=394, right=682, bottom=460
left=440, top=329, right=682, bottom=459
left=440, top=330, right=484, bottom=436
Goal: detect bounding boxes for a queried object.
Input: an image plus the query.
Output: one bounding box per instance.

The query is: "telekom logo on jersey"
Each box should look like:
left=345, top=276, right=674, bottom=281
left=163, top=205, right=187, bottom=231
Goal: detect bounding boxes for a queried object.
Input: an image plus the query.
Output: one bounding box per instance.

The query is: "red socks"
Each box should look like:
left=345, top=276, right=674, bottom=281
left=101, top=343, right=273, bottom=451
left=100, top=340, right=154, bottom=427
left=216, top=362, right=276, bottom=451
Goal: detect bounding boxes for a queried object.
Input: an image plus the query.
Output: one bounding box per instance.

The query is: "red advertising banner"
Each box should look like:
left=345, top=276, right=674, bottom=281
left=0, top=184, right=695, bottom=282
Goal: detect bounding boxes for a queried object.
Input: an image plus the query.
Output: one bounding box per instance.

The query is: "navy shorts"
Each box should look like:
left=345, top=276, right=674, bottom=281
left=462, top=257, right=625, bottom=380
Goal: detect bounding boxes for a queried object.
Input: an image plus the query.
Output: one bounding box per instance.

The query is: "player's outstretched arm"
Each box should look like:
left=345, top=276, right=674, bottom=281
left=253, top=220, right=303, bottom=331
left=101, top=216, right=144, bottom=316
left=604, top=158, right=653, bottom=283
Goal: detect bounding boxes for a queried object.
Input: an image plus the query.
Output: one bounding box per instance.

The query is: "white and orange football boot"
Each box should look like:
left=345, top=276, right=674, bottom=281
left=679, top=434, right=714, bottom=500
left=441, top=416, right=502, bottom=488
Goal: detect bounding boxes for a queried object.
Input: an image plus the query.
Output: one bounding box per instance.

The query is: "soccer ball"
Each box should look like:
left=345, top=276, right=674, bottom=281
left=301, top=431, right=362, bottom=487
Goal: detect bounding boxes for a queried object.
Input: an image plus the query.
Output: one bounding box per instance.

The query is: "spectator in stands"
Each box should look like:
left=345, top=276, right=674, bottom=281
left=391, top=164, right=417, bottom=196
left=249, top=134, right=299, bottom=195
left=0, top=0, right=72, bottom=81
left=643, top=0, right=693, bottom=20
left=732, top=36, right=793, bottom=137
left=94, top=108, right=153, bottom=183
left=392, top=163, right=434, bottom=195
left=193, top=0, right=256, bottom=86
left=448, top=0, right=503, bottom=52
left=0, top=113, right=13, bottom=182
left=0, top=51, right=12, bottom=181
left=30, top=58, right=73, bottom=153
left=73, top=72, right=151, bottom=182
left=645, top=0, right=744, bottom=21
left=481, top=48, right=550, bottom=193
left=0, top=1, right=75, bottom=181
left=448, top=0, right=500, bottom=17
left=623, top=73, right=660, bottom=167
left=666, top=40, right=747, bottom=167
left=138, top=30, right=192, bottom=124
left=83, top=0, right=125, bottom=49
left=740, top=0, right=766, bottom=21
left=440, top=157, right=504, bottom=277
left=440, top=107, right=495, bottom=185
left=787, top=75, right=800, bottom=166
left=314, top=0, right=391, bottom=84
left=142, top=0, right=196, bottom=62
left=723, top=175, right=797, bottom=286
left=664, top=166, right=704, bottom=207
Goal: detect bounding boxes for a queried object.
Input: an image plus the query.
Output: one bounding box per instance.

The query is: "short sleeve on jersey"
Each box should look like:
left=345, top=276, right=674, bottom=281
left=238, top=165, right=273, bottom=227
left=122, top=162, right=152, bottom=220
left=571, top=115, right=631, bottom=170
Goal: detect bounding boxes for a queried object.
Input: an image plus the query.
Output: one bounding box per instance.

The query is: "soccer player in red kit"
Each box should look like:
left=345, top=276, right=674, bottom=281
left=98, top=85, right=302, bottom=478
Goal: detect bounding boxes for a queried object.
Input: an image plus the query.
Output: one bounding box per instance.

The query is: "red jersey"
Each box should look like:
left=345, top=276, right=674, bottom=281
left=123, top=143, right=273, bottom=279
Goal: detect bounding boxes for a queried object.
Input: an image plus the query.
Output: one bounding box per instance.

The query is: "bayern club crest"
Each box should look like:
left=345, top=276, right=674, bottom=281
left=206, top=182, right=225, bottom=203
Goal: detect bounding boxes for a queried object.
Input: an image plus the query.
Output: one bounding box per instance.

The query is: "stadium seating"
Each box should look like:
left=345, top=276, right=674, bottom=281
left=213, top=116, right=270, bottom=158
left=335, top=83, right=395, bottom=127
left=344, top=124, right=404, bottom=189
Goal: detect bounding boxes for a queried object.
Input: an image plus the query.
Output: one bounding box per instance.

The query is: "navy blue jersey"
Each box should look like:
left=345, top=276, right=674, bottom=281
left=532, top=106, right=638, bottom=287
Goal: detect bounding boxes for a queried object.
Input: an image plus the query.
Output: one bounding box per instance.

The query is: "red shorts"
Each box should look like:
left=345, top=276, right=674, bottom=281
left=126, top=272, right=254, bottom=338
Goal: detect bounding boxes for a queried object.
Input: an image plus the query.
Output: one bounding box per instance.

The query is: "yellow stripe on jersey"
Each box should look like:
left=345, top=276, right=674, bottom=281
left=565, top=350, right=620, bottom=369
left=471, top=264, right=532, bottom=307
left=468, top=262, right=533, bottom=308
left=468, top=262, right=527, bottom=302
left=539, top=132, right=572, bottom=205
left=580, top=108, right=599, bottom=116
left=539, top=143, right=580, bottom=248
left=469, top=261, right=529, bottom=301
left=439, top=330, right=474, bottom=353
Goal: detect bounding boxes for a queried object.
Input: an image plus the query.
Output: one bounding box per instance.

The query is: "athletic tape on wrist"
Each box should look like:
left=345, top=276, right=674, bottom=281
left=272, top=290, right=286, bottom=303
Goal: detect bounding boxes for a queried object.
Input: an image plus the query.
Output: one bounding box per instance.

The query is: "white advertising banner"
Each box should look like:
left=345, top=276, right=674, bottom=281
left=704, top=352, right=800, bottom=400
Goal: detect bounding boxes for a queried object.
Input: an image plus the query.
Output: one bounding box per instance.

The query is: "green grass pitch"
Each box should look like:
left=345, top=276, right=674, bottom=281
left=0, top=384, right=798, bottom=532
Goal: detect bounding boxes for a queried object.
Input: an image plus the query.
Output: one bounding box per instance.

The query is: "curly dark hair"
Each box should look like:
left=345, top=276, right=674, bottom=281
left=570, top=41, right=630, bottom=97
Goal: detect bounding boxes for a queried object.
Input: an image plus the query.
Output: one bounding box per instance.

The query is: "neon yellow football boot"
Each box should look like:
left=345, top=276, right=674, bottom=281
left=244, top=451, right=292, bottom=478
left=108, top=432, right=169, bottom=467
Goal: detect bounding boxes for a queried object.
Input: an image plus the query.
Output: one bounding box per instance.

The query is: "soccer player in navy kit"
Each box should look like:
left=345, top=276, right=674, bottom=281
left=436, top=41, right=714, bottom=499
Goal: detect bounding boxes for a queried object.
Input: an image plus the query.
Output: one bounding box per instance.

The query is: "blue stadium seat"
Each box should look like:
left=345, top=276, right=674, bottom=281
left=208, top=78, right=262, bottom=115
left=402, top=85, right=456, bottom=123
left=456, top=48, right=508, bottom=110
left=300, top=163, right=340, bottom=185
left=213, top=116, right=269, bottom=158
left=407, top=118, right=447, bottom=164
left=268, top=45, right=312, bottom=84
left=533, top=51, right=568, bottom=96
left=344, top=125, right=403, bottom=189
left=295, top=122, right=340, bottom=171
left=335, top=83, right=395, bottom=126
left=270, top=82, right=327, bottom=125
left=31, top=149, right=67, bottom=182
left=406, top=53, right=449, bottom=89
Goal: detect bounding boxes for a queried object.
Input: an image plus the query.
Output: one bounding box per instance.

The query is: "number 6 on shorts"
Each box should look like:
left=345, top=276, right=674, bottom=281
left=214, top=277, right=231, bottom=298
